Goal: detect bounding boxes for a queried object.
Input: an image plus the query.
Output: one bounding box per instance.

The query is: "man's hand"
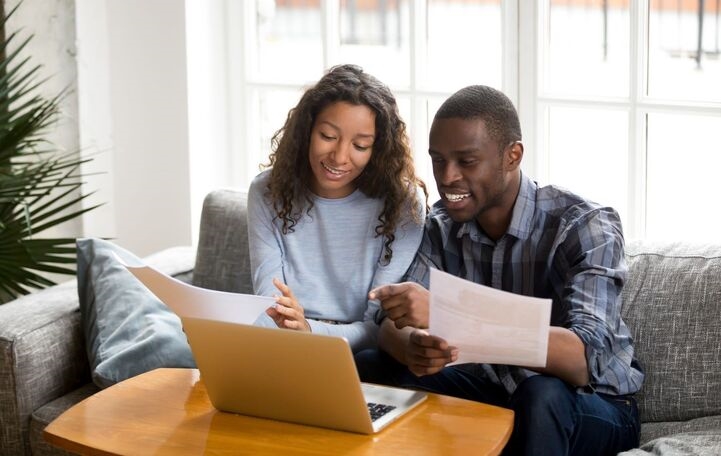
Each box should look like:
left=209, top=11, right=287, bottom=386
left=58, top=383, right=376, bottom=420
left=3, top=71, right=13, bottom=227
left=266, top=278, right=311, bottom=332
left=406, top=330, right=458, bottom=376
left=368, top=282, right=430, bottom=329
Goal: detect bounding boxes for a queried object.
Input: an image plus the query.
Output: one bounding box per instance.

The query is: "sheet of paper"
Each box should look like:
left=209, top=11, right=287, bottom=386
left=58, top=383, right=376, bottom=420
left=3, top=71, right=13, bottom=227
left=115, top=253, right=273, bottom=325
left=428, top=268, right=551, bottom=367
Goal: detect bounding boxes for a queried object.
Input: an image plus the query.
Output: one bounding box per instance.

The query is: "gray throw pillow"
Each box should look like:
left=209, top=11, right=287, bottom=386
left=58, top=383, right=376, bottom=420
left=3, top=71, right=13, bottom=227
left=76, top=238, right=195, bottom=388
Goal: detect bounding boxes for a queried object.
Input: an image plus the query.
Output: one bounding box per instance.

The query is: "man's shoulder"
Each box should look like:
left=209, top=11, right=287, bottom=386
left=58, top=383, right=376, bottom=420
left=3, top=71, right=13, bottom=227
left=533, top=182, right=624, bottom=241
left=535, top=182, right=609, bottom=218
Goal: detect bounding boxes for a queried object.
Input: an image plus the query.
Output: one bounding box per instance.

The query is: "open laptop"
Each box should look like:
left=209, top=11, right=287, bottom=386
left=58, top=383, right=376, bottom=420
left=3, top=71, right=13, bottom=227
left=180, top=316, right=427, bottom=434
left=118, top=256, right=427, bottom=434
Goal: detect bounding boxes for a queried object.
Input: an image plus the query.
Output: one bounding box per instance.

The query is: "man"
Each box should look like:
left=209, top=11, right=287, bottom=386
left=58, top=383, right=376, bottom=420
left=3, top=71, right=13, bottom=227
left=355, top=85, right=644, bottom=455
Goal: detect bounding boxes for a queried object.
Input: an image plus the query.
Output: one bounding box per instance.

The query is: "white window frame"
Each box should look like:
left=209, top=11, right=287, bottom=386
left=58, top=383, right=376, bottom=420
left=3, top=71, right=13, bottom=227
left=223, top=0, right=520, bottom=201
left=188, top=0, right=721, bottom=242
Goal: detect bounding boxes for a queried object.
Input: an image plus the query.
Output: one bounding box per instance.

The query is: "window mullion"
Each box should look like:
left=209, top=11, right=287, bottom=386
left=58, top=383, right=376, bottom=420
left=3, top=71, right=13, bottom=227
left=519, top=0, right=542, bottom=182
left=628, top=0, right=647, bottom=239
left=409, top=0, right=430, bottom=183
left=321, top=0, right=339, bottom=68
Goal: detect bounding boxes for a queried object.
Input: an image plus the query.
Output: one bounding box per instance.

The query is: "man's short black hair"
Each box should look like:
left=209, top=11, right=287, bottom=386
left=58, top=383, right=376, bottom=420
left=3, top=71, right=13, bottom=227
left=434, top=85, right=522, bottom=149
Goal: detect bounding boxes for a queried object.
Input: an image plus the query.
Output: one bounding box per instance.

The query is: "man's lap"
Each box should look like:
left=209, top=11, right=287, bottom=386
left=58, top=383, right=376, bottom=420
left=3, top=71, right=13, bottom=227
left=355, top=348, right=640, bottom=456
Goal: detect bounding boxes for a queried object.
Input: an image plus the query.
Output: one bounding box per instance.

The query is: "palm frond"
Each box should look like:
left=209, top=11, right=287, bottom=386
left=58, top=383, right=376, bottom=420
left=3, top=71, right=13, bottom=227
left=0, top=4, right=101, bottom=303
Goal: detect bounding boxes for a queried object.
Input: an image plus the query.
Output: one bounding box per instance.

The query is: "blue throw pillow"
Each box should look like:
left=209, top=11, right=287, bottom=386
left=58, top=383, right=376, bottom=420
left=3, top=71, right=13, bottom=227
left=76, top=238, right=195, bottom=388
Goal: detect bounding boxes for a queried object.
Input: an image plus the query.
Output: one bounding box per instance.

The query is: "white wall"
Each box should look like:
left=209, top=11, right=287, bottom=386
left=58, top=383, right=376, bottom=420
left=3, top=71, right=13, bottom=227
left=75, top=0, right=193, bottom=256
left=4, top=0, right=81, bottom=238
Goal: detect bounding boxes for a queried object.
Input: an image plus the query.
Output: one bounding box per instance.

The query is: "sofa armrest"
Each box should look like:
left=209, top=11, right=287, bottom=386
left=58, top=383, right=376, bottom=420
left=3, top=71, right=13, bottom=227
left=0, top=280, right=87, bottom=455
left=0, top=244, right=196, bottom=455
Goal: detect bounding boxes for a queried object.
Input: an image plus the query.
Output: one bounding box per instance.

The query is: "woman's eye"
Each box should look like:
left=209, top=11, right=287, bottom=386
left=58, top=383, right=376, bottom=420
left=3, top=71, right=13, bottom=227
left=354, top=144, right=371, bottom=151
left=319, top=132, right=335, bottom=140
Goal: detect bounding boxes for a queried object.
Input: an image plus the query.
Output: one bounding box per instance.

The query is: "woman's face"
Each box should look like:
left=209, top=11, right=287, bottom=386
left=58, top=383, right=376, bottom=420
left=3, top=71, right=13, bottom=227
left=308, top=101, right=376, bottom=199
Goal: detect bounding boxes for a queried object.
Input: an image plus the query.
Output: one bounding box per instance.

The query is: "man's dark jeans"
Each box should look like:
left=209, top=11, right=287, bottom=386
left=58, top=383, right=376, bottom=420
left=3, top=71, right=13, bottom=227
left=355, top=348, right=640, bottom=456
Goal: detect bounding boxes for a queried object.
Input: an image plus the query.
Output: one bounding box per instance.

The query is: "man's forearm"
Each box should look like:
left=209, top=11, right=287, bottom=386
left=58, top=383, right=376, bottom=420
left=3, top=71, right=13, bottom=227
left=529, top=327, right=590, bottom=387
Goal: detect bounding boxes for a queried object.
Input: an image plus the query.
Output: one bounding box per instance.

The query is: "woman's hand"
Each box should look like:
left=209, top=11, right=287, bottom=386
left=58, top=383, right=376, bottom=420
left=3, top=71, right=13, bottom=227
left=266, top=278, right=311, bottom=332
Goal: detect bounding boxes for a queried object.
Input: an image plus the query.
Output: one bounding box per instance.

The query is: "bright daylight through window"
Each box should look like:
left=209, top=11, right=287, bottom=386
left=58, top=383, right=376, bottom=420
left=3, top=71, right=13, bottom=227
left=230, top=0, right=721, bottom=242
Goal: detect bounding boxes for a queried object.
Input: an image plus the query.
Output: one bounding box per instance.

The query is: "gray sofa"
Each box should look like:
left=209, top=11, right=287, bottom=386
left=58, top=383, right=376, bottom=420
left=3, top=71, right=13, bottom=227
left=1, top=189, right=719, bottom=455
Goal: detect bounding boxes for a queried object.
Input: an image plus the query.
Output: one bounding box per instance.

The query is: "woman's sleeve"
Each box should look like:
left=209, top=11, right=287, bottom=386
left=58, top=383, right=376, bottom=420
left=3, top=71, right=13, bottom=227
left=247, top=176, right=284, bottom=299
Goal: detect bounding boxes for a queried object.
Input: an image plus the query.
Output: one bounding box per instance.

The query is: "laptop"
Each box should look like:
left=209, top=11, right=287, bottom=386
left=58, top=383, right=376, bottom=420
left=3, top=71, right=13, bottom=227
left=180, top=316, right=427, bottom=434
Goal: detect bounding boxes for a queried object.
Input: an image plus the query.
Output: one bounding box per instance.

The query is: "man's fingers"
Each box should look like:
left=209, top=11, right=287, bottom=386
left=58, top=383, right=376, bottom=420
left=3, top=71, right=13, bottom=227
left=410, top=330, right=449, bottom=350
left=368, top=282, right=411, bottom=301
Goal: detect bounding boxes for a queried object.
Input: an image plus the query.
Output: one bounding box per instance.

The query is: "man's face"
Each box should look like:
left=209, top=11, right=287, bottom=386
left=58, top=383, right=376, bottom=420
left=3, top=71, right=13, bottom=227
left=428, top=117, right=516, bottom=225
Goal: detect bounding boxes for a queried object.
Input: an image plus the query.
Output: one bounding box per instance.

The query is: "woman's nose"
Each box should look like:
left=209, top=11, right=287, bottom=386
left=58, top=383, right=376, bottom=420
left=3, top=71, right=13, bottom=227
left=330, top=141, right=351, bottom=164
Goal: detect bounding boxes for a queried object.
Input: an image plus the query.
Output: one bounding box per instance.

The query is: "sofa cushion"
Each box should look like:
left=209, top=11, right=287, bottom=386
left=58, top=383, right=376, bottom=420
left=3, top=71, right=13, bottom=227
left=639, top=416, right=721, bottom=446
left=618, top=430, right=721, bottom=455
left=622, top=240, right=721, bottom=423
left=29, top=383, right=99, bottom=456
left=76, top=238, right=196, bottom=388
left=192, top=189, right=253, bottom=294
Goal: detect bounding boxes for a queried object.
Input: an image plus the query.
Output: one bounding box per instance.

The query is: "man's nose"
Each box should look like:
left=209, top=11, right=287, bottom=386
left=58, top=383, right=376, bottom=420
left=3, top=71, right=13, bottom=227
left=437, top=162, right=461, bottom=185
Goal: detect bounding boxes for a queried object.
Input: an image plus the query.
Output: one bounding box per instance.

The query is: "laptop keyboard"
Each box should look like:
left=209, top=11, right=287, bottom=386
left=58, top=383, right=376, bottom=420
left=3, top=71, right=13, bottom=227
left=367, top=402, right=396, bottom=421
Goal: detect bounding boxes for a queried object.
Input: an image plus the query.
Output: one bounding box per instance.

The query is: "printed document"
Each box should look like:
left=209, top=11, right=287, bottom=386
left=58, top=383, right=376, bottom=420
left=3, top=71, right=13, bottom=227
left=429, top=268, right=551, bottom=367
left=115, top=253, right=273, bottom=324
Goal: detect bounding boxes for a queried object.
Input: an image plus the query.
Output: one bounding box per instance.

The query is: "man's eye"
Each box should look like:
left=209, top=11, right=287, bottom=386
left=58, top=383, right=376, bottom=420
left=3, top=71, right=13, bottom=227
left=459, top=160, right=476, bottom=166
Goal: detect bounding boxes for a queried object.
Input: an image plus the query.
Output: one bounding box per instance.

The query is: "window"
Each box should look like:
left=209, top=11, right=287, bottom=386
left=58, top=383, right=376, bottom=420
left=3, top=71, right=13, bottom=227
left=202, top=0, right=721, bottom=242
left=531, top=0, right=721, bottom=241
left=229, top=0, right=512, bottom=204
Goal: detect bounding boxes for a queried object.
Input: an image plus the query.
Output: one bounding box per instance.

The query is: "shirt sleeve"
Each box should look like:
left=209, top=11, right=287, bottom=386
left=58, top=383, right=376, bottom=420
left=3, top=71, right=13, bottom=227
left=371, top=189, right=431, bottom=324
left=554, top=207, right=632, bottom=391
left=246, top=175, right=283, bottom=315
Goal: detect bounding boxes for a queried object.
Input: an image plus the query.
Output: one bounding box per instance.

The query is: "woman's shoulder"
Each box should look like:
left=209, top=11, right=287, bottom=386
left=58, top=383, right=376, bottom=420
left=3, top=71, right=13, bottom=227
left=248, top=169, right=272, bottom=196
left=408, top=183, right=428, bottom=219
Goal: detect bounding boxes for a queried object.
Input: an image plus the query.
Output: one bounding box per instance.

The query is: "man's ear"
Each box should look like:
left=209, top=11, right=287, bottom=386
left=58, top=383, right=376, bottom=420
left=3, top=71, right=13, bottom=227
left=507, top=141, right=524, bottom=169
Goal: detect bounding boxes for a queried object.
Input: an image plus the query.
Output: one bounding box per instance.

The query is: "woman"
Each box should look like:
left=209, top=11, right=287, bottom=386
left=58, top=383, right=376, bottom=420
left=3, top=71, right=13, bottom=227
left=247, top=64, right=427, bottom=353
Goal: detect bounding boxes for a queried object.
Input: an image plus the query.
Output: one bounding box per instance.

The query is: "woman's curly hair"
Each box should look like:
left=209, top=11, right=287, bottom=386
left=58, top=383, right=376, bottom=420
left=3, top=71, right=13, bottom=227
left=264, top=64, right=427, bottom=263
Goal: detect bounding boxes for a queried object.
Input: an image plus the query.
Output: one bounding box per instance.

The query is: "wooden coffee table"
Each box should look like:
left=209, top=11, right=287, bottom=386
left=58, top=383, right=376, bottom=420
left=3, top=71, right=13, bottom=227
left=44, top=368, right=513, bottom=455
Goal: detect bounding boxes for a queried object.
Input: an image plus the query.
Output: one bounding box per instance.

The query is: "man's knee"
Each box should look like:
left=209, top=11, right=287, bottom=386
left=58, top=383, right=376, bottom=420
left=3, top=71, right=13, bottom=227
left=510, top=375, right=574, bottom=415
left=354, top=348, right=398, bottom=385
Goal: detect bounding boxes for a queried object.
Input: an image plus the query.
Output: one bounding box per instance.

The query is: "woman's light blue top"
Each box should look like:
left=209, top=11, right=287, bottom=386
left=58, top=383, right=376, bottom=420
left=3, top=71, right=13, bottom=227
left=247, top=169, right=425, bottom=352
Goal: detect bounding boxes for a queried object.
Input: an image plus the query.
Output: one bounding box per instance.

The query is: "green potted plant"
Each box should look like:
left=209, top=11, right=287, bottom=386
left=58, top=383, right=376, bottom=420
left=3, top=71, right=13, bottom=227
left=0, top=2, right=99, bottom=303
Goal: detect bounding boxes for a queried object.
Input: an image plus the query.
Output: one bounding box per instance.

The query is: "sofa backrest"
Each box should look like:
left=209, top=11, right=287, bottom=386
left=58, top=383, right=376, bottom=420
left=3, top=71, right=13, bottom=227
left=622, top=240, right=721, bottom=423
left=192, top=189, right=253, bottom=294
left=192, top=190, right=721, bottom=424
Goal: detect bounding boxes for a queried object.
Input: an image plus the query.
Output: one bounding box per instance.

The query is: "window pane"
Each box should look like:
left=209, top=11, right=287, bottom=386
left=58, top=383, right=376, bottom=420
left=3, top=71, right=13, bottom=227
left=647, top=1, right=721, bottom=102
left=546, top=106, right=629, bottom=227
left=411, top=97, right=445, bottom=204
left=244, top=88, right=303, bottom=184
left=646, top=113, right=721, bottom=241
left=252, top=1, right=323, bottom=83
left=338, top=0, right=411, bottom=88
left=424, top=0, right=502, bottom=91
left=544, top=0, right=630, bottom=97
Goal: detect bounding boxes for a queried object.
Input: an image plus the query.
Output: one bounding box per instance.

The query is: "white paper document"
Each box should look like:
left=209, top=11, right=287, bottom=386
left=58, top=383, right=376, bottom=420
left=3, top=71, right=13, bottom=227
left=428, top=268, right=551, bottom=367
left=116, top=254, right=273, bottom=325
